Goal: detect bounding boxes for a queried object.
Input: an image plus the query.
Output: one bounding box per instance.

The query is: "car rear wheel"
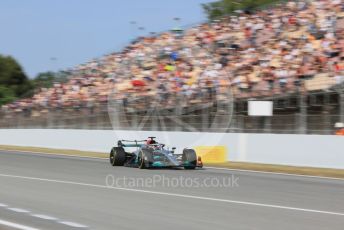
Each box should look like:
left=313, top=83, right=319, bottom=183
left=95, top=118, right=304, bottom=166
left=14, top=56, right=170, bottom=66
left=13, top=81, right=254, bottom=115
left=110, top=147, right=126, bottom=166
left=182, top=149, right=197, bottom=170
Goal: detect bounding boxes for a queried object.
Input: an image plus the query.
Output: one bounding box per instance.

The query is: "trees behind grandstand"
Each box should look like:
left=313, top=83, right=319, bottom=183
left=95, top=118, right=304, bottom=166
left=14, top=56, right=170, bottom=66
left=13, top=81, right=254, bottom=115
left=0, top=55, right=33, bottom=105
left=0, top=55, right=70, bottom=105
left=202, top=0, right=280, bottom=20
left=33, top=71, right=69, bottom=89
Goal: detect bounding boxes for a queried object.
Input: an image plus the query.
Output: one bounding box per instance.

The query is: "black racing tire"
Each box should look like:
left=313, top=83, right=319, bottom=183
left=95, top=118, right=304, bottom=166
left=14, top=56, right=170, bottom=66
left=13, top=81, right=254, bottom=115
left=138, top=149, right=153, bottom=169
left=182, top=149, right=197, bottom=170
left=110, top=147, right=126, bottom=166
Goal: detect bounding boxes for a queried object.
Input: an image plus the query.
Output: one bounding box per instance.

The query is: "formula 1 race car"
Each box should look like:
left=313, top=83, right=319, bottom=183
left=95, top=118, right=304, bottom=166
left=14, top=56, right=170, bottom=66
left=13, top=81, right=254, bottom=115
left=109, top=137, right=203, bottom=169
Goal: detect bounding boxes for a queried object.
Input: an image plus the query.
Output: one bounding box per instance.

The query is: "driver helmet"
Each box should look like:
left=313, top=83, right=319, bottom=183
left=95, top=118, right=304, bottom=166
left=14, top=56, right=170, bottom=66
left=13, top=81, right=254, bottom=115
left=146, top=137, right=156, bottom=145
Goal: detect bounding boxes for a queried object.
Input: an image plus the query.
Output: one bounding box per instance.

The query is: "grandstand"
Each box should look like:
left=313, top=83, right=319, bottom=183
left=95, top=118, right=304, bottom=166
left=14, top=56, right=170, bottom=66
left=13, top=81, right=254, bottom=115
left=0, top=0, right=343, bottom=134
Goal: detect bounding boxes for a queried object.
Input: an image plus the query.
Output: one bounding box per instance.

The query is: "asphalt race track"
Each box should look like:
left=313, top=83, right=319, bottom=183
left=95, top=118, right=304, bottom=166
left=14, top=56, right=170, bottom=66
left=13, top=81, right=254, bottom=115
left=0, top=150, right=343, bottom=230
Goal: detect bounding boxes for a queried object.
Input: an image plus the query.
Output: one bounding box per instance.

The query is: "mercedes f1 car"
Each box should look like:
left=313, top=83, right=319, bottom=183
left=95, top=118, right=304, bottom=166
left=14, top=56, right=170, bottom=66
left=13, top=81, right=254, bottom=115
left=109, top=137, right=203, bottom=169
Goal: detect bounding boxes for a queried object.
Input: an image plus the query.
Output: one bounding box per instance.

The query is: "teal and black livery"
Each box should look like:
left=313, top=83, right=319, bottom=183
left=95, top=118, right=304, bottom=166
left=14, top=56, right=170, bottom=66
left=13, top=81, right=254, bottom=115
left=110, top=137, right=202, bottom=170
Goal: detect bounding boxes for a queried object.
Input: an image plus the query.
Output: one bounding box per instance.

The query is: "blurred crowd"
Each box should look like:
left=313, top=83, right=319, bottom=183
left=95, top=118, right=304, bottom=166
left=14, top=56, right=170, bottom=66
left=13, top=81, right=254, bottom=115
left=1, top=0, right=344, bottom=118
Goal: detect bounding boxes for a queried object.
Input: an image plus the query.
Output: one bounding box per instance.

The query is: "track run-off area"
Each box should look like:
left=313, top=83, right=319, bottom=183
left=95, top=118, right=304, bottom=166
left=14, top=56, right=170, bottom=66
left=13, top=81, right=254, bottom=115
left=0, top=150, right=343, bottom=230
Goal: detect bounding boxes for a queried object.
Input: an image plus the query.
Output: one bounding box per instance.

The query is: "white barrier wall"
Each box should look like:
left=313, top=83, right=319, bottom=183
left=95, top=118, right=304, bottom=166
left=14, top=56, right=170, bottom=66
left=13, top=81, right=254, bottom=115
left=0, top=129, right=343, bottom=169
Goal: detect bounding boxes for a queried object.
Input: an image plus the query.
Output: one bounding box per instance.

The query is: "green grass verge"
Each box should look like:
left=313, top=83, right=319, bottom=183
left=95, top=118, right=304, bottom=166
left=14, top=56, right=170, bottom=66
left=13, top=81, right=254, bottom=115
left=0, top=145, right=108, bottom=158
left=206, top=162, right=344, bottom=179
left=1, top=145, right=343, bottom=179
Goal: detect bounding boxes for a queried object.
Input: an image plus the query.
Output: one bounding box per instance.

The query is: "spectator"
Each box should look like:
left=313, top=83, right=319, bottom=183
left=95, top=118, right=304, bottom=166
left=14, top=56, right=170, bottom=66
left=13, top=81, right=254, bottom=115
left=1, top=0, right=343, bottom=121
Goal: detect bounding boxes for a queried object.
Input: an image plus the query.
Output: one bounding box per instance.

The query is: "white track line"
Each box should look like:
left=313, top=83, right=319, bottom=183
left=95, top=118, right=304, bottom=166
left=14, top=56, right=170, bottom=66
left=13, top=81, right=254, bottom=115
left=0, top=219, right=39, bottom=230
left=205, top=167, right=344, bottom=181
left=1, top=148, right=343, bottom=180
left=1, top=201, right=87, bottom=228
left=59, top=221, right=88, bottom=228
left=7, top=207, right=30, bottom=213
left=30, top=214, right=58, bottom=221
left=0, top=173, right=343, bottom=217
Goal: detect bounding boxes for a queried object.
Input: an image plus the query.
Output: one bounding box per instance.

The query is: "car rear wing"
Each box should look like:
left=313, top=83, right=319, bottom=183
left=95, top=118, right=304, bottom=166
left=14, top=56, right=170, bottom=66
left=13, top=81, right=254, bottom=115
left=117, top=140, right=146, bottom=148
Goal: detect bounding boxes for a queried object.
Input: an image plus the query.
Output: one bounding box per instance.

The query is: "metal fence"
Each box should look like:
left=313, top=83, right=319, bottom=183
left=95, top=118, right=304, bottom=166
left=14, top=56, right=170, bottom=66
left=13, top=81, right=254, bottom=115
left=1, top=91, right=343, bottom=135
left=0, top=111, right=341, bottom=135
